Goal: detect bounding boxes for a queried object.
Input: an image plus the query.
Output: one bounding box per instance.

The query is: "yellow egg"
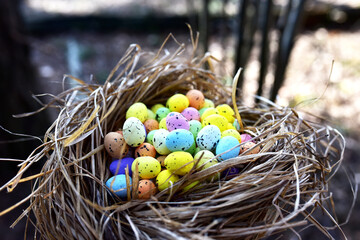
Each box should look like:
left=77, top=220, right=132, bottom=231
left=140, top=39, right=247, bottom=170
left=156, top=169, right=180, bottom=191
left=203, top=98, right=215, bottom=108
left=126, top=102, right=148, bottom=123
left=182, top=181, right=200, bottom=192
left=202, top=114, right=228, bottom=132
left=146, top=109, right=156, bottom=120
left=194, top=150, right=219, bottom=181
left=159, top=118, right=167, bottom=130
left=131, top=157, right=161, bottom=179
left=166, top=94, right=189, bottom=112
left=200, top=108, right=219, bottom=122
left=221, top=129, right=241, bottom=143
left=216, top=104, right=235, bottom=123
left=151, top=104, right=166, bottom=113
left=164, top=151, right=194, bottom=176
left=227, top=123, right=236, bottom=130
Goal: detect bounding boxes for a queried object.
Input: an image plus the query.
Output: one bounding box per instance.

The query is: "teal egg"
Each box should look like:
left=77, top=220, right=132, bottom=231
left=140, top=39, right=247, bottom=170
left=216, top=136, right=240, bottom=161
left=165, top=129, right=194, bottom=152
left=105, top=174, right=132, bottom=199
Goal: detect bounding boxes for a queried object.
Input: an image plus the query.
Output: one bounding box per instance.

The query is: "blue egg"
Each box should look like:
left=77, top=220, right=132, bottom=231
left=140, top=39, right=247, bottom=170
left=105, top=174, right=132, bottom=199
left=109, top=157, right=135, bottom=176
left=165, top=129, right=194, bottom=152
left=196, top=125, right=221, bottom=151
left=216, top=136, right=240, bottom=161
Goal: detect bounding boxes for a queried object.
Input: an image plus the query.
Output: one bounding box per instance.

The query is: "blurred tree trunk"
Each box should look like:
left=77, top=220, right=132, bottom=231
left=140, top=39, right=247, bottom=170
left=0, top=0, right=48, bottom=158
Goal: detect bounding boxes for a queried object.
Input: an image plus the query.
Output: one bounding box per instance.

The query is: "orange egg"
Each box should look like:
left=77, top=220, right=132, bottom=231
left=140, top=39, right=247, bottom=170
left=134, top=143, right=157, bottom=158
left=138, top=180, right=157, bottom=199
left=144, top=119, right=159, bottom=133
left=104, top=132, right=129, bottom=159
left=186, top=89, right=205, bottom=110
left=240, top=142, right=260, bottom=155
left=156, top=155, right=167, bottom=167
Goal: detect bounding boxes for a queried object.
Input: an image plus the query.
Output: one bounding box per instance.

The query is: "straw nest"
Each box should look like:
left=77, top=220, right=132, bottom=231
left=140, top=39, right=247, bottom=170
left=2, top=34, right=346, bottom=239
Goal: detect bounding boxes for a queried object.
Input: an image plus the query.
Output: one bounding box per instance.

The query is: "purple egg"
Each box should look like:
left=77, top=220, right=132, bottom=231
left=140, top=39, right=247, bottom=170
left=221, top=167, right=240, bottom=178
left=181, top=107, right=200, bottom=121
left=109, top=157, right=135, bottom=176
left=240, top=133, right=254, bottom=143
left=166, top=112, right=190, bottom=131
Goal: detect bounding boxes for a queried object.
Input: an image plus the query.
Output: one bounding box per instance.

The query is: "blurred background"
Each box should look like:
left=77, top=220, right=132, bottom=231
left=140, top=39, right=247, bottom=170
left=0, top=0, right=359, bottom=239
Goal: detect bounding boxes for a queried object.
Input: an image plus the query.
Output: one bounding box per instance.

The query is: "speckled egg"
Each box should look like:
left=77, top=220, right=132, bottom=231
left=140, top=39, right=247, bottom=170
left=221, top=129, right=241, bottom=143
left=151, top=103, right=165, bottom=114
left=181, top=181, right=201, bottom=192
left=152, top=129, right=171, bottom=155
left=137, top=180, right=157, bottom=199
left=105, top=174, right=131, bottom=199
left=164, top=151, right=194, bottom=176
left=134, top=143, right=157, bottom=158
left=186, top=89, right=205, bottom=109
left=194, top=150, right=219, bottom=181
left=202, top=114, right=228, bottom=132
left=240, top=133, right=254, bottom=143
left=146, top=130, right=158, bottom=145
left=185, top=141, right=197, bottom=155
left=240, top=142, right=260, bottom=155
left=233, top=119, right=241, bottom=131
left=131, top=156, right=161, bottom=179
left=165, top=129, right=194, bottom=152
left=201, top=108, right=219, bottom=122
left=181, top=107, right=200, bottom=121
left=227, top=123, right=236, bottom=130
left=123, top=117, right=146, bottom=147
left=198, top=107, right=209, bottom=118
left=104, top=132, right=129, bottom=159
left=166, top=94, right=189, bottom=112
left=155, top=107, right=171, bottom=122
left=109, top=157, right=135, bottom=176
left=216, top=136, right=241, bottom=161
left=196, top=125, right=221, bottom=150
left=203, top=98, right=215, bottom=108
left=146, top=109, right=156, bottom=120
left=216, top=104, right=235, bottom=123
left=166, top=112, right=190, bottom=131
left=143, top=119, right=159, bottom=133
left=125, top=102, right=148, bottom=123
left=189, top=120, right=202, bottom=140
left=156, top=155, right=167, bottom=167
left=159, top=118, right=167, bottom=130
left=156, top=169, right=180, bottom=191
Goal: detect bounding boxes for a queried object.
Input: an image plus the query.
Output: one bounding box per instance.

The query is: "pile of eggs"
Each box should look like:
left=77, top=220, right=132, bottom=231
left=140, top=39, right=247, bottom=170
left=104, top=90, right=260, bottom=200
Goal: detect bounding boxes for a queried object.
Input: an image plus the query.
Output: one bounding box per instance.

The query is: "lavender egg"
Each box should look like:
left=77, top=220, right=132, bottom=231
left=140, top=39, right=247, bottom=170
left=165, top=112, right=190, bottom=131
left=181, top=107, right=200, bottom=121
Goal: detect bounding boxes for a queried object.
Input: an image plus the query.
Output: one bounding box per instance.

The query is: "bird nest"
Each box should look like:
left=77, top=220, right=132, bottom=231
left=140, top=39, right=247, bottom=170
left=1, top=33, right=346, bottom=239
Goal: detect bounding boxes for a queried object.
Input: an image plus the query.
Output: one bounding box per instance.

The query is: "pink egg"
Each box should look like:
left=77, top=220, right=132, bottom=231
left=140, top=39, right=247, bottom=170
left=240, top=133, right=254, bottom=143
left=165, top=112, right=190, bottom=131
left=181, top=107, right=200, bottom=121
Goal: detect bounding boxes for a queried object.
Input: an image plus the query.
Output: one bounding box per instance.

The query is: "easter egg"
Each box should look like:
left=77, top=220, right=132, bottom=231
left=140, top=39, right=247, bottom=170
left=166, top=112, right=189, bottom=131
left=151, top=104, right=165, bottom=114
left=132, top=156, right=161, bottom=179
left=201, top=108, right=219, bottom=122
left=134, top=143, right=157, bottom=158
left=189, top=120, right=202, bottom=140
left=138, top=180, right=157, bottom=199
left=106, top=174, right=131, bottom=199
left=146, top=109, right=156, bottom=120
left=202, top=114, right=228, bottom=132
left=194, top=150, right=219, bottom=181
left=233, top=119, right=241, bottom=131
left=156, top=170, right=180, bottom=191
left=181, top=107, right=200, bottom=121
left=123, top=117, right=146, bottom=147
left=104, top=132, right=129, bottom=159
left=126, top=102, right=148, bottom=123
left=227, top=123, right=236, bottom=130
left=196, top=125, right=221, bottom=150
left=165, top=129, right=194, bottom=152
left=221, top=167, right=240, bottom=178
left=185, top=141, right=197, bottom=155
left=221, top=129, right=241, bottom=143
left=164, top=151, right=194, bottom=176
left=159, top=118, right=167, bottom=130
left=182, top=181, right=201, bottom=192
left=203, top=98, right=215, bottom=108
left=186, top=90, right=205, bottom=109
left=166, top=94, right=189, bottom=112
left=157, top=155, right=167, bottom=167
left=109, top=157, right=135, bottom=176
left=153, top=129, right=171, bottom=155
left=240, top=133, right=254, bottom=143
left=143, top=119, right=159, bottom=133
left=216, top=104, right=235, bottom=123
left=146, top=130, right=158, bottom=145
left=240, top=142, right=260, bottom=155
left=216, top=136, right=241, bottom=161
left=198, top=107, right=209, bottom=118
left=155, top=107, right=171, bottom=122
left=194, top=147, right=201, bottom=156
